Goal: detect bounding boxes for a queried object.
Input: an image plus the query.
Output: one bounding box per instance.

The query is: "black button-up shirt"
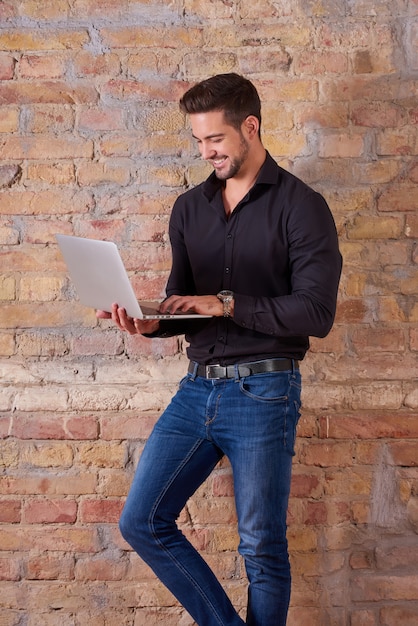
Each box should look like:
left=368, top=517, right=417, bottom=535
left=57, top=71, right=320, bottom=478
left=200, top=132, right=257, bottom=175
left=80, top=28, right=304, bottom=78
left=153, top=152, right=342, bottom=365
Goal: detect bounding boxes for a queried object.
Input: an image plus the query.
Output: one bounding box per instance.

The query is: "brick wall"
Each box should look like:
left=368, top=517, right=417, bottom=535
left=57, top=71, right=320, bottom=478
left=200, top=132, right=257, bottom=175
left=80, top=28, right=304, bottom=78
left=0, top=1, right=417, bottom=624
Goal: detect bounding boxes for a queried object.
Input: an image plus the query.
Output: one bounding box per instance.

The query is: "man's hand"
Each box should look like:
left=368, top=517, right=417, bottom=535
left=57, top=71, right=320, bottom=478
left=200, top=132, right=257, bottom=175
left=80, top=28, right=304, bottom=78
left=96, top=303, right=160, bottom=335
left=159, top=294, right=227, bottom=317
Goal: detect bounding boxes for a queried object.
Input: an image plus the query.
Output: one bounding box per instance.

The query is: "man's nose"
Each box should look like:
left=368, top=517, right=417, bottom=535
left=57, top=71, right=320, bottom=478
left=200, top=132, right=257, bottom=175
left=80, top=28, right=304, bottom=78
left=200, top=144, right=216, bottom=160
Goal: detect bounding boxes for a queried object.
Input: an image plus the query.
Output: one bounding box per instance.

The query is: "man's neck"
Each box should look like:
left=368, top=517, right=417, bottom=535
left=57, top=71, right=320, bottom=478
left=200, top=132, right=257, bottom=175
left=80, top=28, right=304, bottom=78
left=223, top=146, right=266, bottom=215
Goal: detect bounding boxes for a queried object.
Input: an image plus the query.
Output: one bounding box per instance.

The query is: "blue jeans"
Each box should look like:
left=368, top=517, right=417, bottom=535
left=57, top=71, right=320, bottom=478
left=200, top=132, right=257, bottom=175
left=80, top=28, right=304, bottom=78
left=119, top=362, right=301, bottom=626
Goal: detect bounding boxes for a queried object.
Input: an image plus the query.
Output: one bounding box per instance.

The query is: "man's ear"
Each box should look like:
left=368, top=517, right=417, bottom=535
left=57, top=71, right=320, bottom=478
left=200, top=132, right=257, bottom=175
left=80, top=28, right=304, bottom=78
left=242, top=115, right=260, bottom=139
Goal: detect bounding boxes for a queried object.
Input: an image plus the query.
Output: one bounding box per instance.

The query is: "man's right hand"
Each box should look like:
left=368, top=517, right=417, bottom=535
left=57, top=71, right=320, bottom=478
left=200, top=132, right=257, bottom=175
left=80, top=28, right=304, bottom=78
left=96, top=303, right=160, bottom=335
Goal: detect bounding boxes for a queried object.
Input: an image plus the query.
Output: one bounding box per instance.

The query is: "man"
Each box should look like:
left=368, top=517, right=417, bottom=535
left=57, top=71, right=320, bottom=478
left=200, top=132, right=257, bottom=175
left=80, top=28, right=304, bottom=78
left=97, top=73, right=342, bottom=626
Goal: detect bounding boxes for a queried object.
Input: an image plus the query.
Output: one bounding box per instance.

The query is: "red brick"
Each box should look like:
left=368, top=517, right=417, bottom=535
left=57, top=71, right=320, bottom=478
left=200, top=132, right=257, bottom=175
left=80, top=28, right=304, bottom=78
left=0, top=472, right=97, bottom=496
left=375, top=543, right=418, bottom=571
left=378, top=185, right=418, bottom=212
left=303, top=501, right=327, bottom=525
left=75, top=556, right=127, bottom=581
left=71, top=330, right=124, bottom=356
left=0, top=54, right=15, bottom=79
left=388, top=442, right=418, bottom=467
left=351, top=103, right=400, bottom=127
left=18, top=54, right=67, bottom=79
left=350, top=550, right=375, bottom=570
left=0, top=499, right=21, bottom=523
left=294, top=50, right=348, bottom=74
left=0, top=81, right=97, bottom=105
left=79, top=498, right=124, bottom=523
left=10, top=414, right=98, bottom=440
left=290, top=473, right=323, bottom=498
left=22, top=498, right=77, bottom=524
left=319, top=413, right=418, bottom=440
left=380, top=606, right=418, bottom=626
left=26, top=554, right=75, bottom=580
left=0, top=556, right=20, bottom=581
left=0, top=0, right=17, bottom=20
left=351, top=327, right=406, bottom=353
left=350, top=610, right=377, bottom=626
left=100, top=413, right=156, bottom=440
left=211, top=472, right=234, bottom=497
left=352, top=574, right=418, bottom=601
left=77, top=107, right=126, bottom=131
left=73, top=50, right=121, bottom=77
left=299, top=441, right=354, bottom=467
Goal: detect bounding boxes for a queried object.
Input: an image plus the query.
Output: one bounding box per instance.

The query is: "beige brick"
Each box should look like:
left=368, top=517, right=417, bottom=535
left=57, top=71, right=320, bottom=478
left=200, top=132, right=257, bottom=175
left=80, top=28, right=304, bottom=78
left=0, top=275, right=16, bottom=301
left=76, top=160, right=131, bottom=186
left=0, top=30, right=89, bottom=52
left=19, top=275, right=65, bottom=302
left=19, top=0, right=70, bottom=19
left=348, top=215, right=404, bottom=239
left=0, top=189, right=94, bottom=215
left=319, top=131, right=365, bottom=158
left=77, top=441, right=126, bottom=469
left=127, top=50, right=181, bottom=79
left=26, top=105, right=75, bottom=133
left=0, top=136, right=93, bottom=160
left=0, top=332, right=15, bottom=356
left=0, top=107, right=19, bottom=132
left=13, top=387, right=69, bottom=412
left=100, top=26, right=204, bottom=49
left=20, top=442, right=74, bottom=468
left=26, top=162, right=75, bottom=185
left=263, top=131, right=308, bottom=158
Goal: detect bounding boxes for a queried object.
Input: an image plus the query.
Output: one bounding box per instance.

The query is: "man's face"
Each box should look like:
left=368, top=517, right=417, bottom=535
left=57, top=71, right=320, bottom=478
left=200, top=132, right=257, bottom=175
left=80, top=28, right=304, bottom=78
left=189, top=111, right=250, bottom=180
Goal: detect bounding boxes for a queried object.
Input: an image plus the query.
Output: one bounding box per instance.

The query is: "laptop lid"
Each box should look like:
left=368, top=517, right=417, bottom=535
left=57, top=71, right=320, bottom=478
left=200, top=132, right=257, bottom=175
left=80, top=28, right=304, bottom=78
left=55, top=234, right=212, bottom=320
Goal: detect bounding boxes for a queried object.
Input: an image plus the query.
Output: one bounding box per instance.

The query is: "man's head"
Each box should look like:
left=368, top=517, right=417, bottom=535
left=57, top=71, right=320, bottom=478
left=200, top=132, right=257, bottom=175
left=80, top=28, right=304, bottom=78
left=179, top=73, right=262, bottom=137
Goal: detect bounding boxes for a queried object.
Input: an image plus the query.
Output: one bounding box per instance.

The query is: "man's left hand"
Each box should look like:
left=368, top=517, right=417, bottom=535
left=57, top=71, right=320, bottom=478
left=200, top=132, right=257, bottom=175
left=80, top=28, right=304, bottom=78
left=159, top=294, right=228, bottom=317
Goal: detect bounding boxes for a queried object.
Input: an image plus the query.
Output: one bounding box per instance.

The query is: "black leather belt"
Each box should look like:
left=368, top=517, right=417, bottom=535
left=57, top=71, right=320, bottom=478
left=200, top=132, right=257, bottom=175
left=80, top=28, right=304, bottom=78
left=188, top=358, right=298, bottom=380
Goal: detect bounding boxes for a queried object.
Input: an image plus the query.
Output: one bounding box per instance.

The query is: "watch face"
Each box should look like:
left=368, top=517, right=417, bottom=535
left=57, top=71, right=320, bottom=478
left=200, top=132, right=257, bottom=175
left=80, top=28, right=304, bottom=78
left=218, top=290, right=233, bottom=300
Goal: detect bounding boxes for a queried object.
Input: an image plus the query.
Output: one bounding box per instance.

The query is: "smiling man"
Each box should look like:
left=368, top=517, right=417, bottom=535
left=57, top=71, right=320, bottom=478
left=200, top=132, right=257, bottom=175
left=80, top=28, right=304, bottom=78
left=97, top=73, right=342, bottom=626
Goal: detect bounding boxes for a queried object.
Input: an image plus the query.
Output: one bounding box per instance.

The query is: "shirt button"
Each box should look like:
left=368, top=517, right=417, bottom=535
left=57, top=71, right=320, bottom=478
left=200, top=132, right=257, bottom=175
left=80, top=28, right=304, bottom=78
left=225, top=267, right=230, bottom=273
left=227, top=234, right=232, bottom=239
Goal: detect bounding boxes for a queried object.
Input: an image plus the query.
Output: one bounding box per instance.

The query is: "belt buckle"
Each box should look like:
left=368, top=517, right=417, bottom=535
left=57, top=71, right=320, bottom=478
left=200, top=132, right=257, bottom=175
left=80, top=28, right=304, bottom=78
left=206, top=364, right=224, bottom=379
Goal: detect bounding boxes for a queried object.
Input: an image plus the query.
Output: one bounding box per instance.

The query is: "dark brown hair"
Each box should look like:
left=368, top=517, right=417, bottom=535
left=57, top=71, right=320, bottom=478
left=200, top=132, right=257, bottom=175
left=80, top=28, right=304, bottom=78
left=179, top=73, right=262, bottom=135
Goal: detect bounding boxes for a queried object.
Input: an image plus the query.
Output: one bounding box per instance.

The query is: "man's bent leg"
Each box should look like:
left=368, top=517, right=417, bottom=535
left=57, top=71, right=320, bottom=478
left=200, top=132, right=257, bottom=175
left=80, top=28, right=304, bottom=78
left=119, top=380, right=246, bottom=626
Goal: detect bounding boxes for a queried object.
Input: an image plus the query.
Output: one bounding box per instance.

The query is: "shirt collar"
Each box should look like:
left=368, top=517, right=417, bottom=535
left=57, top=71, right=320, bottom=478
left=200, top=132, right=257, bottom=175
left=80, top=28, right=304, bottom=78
left=202, top=151, right=280, bottom=202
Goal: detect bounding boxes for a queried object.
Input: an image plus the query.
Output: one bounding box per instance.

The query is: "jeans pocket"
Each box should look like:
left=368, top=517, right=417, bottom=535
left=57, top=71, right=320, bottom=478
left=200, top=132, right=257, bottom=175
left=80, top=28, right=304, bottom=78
left=178, top=373, right=193, bottom=390
left=239, top=373, right=290, bottom=403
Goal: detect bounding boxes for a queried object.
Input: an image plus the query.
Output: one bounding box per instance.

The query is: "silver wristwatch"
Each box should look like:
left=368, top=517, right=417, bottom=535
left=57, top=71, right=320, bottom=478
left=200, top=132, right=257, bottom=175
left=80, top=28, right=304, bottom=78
left=217, top=290, right=234, bottom=317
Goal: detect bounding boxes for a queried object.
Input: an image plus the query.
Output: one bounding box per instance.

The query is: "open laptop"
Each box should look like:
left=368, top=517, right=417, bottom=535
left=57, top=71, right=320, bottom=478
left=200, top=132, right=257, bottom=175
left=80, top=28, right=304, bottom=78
left=55, top=234, right=212, bottom=320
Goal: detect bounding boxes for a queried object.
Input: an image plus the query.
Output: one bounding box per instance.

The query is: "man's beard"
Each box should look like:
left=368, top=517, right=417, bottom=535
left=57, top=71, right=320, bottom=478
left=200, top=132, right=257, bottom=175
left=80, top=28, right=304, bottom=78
left=214, top=135, right=250, bottom=180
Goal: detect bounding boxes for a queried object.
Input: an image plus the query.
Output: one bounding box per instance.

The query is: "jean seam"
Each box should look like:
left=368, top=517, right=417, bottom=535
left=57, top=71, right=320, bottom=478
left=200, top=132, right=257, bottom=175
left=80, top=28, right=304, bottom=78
left=147, top=439, right=229, bottom=626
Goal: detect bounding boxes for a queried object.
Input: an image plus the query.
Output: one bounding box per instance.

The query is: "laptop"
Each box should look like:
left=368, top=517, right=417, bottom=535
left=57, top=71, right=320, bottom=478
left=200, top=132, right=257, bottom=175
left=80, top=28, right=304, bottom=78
left=55, top=234, right=212, bottom=320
